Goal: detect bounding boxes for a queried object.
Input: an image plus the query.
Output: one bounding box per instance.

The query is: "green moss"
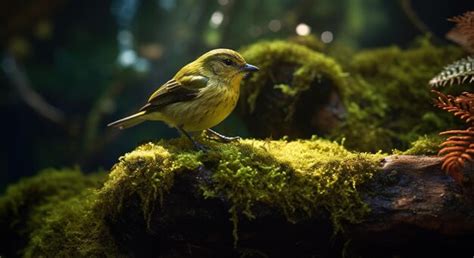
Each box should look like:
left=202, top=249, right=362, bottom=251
left=237, top=38, right=464, bottom=152
left=238, top=40, right=347, bottom=138
left=238, top=38, right=464, bottom=152
left=95, top=137, right=380, bottom=248
left=288, top=34, right=325, bottom=52
left=24, top=190, right=119, bottom=257
left=395, top=135, right=443, bottom=155
left=331, top=38, right=465, bottom=152
left=198, top=137, right=382, bottom=246
left=0, top=168, right=105, bottom=257
left=16, top=138, right=382, bottom=255
left=241, top=40, right=346, bottom=113
left=98, top=141, right=203, bottom=226
left=274, top=84, right=299, bottom=97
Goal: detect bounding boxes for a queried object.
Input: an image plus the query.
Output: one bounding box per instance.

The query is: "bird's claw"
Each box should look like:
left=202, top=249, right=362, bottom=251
left=204, top=129, right=241, bottom=143
left=193, top=141, right=209, bottom=152
left=217, top=135, right=241, bottom=143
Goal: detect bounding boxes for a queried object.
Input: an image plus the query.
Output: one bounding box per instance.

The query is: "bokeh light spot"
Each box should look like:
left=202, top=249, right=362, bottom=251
left=217, top=0, right=229, bottom=6
left=268, top=19, right=282, bottom=32
left=210, top=11, right=224, bottom=28
left=133, top=58, right=150, bottom=73
left=118, top=49, right=137, bottom=66
left=321, top=31, right=334, bottom=43
left=295, top=23, right=311, bottom=36
left=117, top=30, right=133, bottom=47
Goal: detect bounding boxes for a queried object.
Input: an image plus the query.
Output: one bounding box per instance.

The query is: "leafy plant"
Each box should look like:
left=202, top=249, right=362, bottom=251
left=429, top=56, right=474, bottom=87
left=430, top=11, right=474, bottom=183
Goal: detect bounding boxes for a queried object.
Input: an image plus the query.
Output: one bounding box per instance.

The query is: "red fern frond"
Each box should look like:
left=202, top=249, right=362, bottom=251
left=432, top=90, right=474, bottom=124
left=446, top=11, right=474, bottom=53
left=438, top=128, right=474, bottom=183
left=431, top=11, right=474, bottom=183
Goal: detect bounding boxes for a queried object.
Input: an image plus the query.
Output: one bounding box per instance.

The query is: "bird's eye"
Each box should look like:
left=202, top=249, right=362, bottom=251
left=223, top=58, right=234, bottom=66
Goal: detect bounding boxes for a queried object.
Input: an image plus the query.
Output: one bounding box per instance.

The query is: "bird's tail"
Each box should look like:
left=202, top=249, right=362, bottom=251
left=107, top=111, right=146, bottom=129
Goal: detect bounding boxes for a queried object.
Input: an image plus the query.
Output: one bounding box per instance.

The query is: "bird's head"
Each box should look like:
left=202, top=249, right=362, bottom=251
left=196, top=49, right=259, bottom=82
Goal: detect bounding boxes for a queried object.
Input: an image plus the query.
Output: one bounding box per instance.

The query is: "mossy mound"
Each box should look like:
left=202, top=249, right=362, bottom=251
left=237, top=38, right=464, bottom=153
left=288, top=34, right=326, bottom=52
left=24, top=190, right=120, bottom=257
left=331, top=38, right=465, bottom=152
left=395, top=135, right=443, bottom=156
left=239, top=40, right=348, bottom=138
left=100, top=137, right=382, bottom=247
left=18, top=138, right=382, bottom=256
left=0, top=168, right=105, bottom=257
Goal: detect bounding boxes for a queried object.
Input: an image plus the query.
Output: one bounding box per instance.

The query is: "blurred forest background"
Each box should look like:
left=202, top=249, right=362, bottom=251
left=1, top=0, right=471, bottom=191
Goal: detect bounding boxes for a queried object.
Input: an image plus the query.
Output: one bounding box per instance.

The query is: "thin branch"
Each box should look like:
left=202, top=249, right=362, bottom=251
left=2, top=52, right=66, bottom=125
left=399, top=0, right=435, bottom=37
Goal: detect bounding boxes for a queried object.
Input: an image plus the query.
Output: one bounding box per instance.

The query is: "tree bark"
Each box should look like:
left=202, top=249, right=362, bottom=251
left=350, top=155, right=474, bottom=257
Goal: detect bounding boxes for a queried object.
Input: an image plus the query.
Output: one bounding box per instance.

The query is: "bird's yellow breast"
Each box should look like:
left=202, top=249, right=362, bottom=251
left=149, top=77, right=241, bottom=132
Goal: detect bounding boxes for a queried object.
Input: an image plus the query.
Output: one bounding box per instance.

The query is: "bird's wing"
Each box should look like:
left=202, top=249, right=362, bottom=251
left=139, top=75, right=209, bottom=112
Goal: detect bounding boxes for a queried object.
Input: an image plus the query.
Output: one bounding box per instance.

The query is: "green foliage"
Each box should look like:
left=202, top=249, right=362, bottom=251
left=86, top=137, right=381, bottom=249
left=98, top=140, right=203, bottom=226
left=288, top=34, right=326, bottom=52
left=7, top=138, right=382, bottom=255
left=395, top=135, right=443, bottom=155
left=238, top=38, right=463, bottom=153
left=24, top=191, right=120, bottom=257
left=332, top=38, right=465, bottom=152
left=240, top=40, right=347, bottom=114
left=0, top=168, right=105, bottom=257
left=238, top=40, right=348, bottom=138
left=199, top=138, right=382, bottom=246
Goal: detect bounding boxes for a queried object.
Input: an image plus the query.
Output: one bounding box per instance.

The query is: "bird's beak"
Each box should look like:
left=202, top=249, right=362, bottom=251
left=242, top=63, right=259, bottom=72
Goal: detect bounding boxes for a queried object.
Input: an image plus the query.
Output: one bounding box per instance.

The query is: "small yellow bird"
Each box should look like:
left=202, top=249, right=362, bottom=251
left=108, top=48, right=259, bottom=150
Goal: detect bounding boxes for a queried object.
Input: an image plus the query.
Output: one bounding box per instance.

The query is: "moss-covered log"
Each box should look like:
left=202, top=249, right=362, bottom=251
left=1, top=139, right=473, bottom=257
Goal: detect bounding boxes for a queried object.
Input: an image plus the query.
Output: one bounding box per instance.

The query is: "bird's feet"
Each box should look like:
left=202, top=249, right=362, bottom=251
left=177, top=126, right=209, bottom=152
left=204, top=129, right=241, bottom=143
left=192, top=140, right=209, bottom=152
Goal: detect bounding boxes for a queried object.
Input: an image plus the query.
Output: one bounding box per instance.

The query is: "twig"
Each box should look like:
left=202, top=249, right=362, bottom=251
left=399, top=0, right=439, bottom=41
left=1, top=52, right=66, bottom=125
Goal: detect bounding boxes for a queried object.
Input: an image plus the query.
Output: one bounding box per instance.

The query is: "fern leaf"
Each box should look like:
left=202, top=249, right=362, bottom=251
left=432, top=90, right=474, bottom=124
left=432, top=11, right=474, bottom=183
left=429, top=56, right=474, bottom=87
left=438, top=127, right=474, bottom=183
left=446, top=11, right=474, bottom=53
